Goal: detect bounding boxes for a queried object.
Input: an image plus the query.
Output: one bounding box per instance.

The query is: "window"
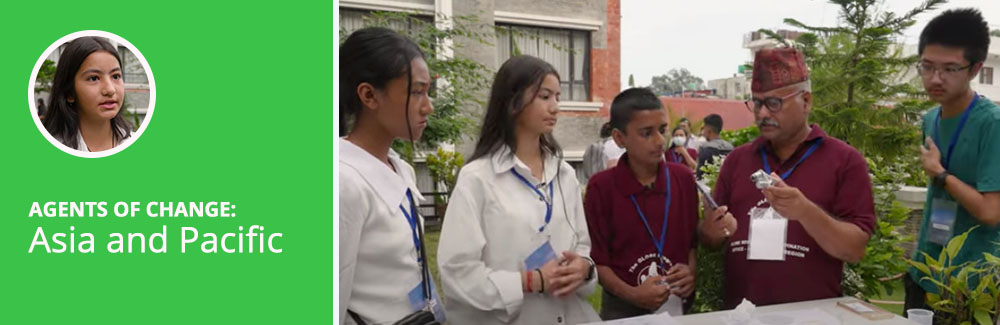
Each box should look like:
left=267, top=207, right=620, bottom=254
left=495, top=24, right=590, bottom=101
left=980, top=66, right=994, bottom=85
left=338, top=9, right=432, bottom=40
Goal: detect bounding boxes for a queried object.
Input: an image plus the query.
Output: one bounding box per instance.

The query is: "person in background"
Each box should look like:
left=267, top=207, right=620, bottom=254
left=694, top=114, right=733, bottom=178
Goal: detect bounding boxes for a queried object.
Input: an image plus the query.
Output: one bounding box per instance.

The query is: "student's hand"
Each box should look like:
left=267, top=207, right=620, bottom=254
left=702, top=206, right=737, bottom=240
left=537, top=258, right=563, bottom=294
left=547, top=251, right=590, bottom=297
left=628, top=275, right=671, bottom=311
left=761, top=173, right=816, bottom=221
left=920, top=137, right=945, bottom=177
left=665, top=264, right=695, bottom=298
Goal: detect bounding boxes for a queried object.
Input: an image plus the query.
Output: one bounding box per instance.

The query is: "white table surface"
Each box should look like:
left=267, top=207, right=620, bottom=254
left=672, top=297, right=918, bottom=324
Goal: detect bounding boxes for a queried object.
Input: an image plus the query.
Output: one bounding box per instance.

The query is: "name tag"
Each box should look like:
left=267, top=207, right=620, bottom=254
left=407, top=278, right=446, bottom=323
left=748, top=217, right=787, bottom=261
left=525, top=240, right=557, bottom=271
left=928, top=198, right=958, bottom=246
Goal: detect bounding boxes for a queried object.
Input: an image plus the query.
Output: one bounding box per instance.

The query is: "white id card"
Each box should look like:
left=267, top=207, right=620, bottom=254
left=748, top=217, right=787, bottom=261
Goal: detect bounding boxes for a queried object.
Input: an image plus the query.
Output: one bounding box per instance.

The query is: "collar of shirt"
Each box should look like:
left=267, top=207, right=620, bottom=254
left=339, top=138, right=424, bottom=211
left=752, top=124, right=827, bottom=160
left=612, top=154, right=668, bottom=197
left=74, top=127, right=131, bottom=152
left=489, top=145, right=560, bottom=185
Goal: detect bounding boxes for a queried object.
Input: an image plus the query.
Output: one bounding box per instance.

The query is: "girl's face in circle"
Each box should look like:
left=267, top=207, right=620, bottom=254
left=70, top=51, right=124, bottom=123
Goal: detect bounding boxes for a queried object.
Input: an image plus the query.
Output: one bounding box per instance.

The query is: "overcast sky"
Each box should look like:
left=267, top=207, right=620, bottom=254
left=620, top=0, right=1000, bottom=87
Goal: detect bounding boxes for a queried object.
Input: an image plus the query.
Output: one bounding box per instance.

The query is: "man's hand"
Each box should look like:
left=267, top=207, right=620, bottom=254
left=761, top=174, right=818, bottom=222
left=702, top=206, right=737, bottom=240
left=920, top=136, right=945, bottom=177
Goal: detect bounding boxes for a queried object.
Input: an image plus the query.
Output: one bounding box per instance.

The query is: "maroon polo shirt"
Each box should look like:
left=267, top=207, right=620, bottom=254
left=667, top=148, right=698, bottom=166
left=713, top=125, right=875, bottom=308
left=585, top=154, right=700, bottom=288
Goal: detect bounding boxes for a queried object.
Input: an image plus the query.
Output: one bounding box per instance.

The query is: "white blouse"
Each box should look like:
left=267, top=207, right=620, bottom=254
left=339, top=139, right=428, bottom=325
left=438, top=146, right=599, bottom=325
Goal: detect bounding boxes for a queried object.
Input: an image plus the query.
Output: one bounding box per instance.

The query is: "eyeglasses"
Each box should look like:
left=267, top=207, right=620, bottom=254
left=916, top=63, right=973, bottom=79
left=745, top=90, right=804, bottom=113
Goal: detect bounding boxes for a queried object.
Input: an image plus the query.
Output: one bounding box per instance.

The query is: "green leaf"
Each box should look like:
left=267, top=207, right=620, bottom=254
left=907, top=259, right=932, bottom=276
left=945, top=227, right=972, bottom=260
left=974, top=310, right=992, bottom=325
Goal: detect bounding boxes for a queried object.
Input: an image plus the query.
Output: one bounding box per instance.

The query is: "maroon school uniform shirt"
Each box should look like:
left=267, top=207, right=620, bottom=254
left=585, top=154, right=700, bottom=289
left=713, top=125, right=875, bottom=308
left=666, top=148, right=698, bottom=166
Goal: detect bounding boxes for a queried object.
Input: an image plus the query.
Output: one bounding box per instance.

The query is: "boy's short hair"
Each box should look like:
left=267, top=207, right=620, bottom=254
left=919, top=8, right=991, bottom=64
left=703, top=114, right=723, bottom=134
left=610, top=88, right=663, bottom=132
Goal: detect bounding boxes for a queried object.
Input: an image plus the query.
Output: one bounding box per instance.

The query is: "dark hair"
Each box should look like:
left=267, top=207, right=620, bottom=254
left=609, top=87, right=663, bottom=132
left=44, top=37, right=132, bottom=149
left=672, top=126, right=688, bottom=137
left=703, top=113, right=723, bottom=134
left=339, top=27, right=425, bottom=137
left=470, top=55, right=561, bottom=162
left=678, top=117, right=690, bottom=124
left=919, top=8, right=991, bottom=65
left=599, top=122, right=613, bottom=138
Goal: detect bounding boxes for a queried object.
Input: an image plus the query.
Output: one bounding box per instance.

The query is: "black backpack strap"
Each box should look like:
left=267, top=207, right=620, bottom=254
left=347, top=309, right=367, bottom=325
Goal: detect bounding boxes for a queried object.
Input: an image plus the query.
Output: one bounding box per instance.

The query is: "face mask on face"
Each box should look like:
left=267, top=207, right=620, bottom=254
left=672, top=136, right=686, bottom=147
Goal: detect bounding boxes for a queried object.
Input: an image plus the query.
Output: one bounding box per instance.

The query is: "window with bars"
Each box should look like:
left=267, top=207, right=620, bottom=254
left=338, top=9, right=432, bottom=40
left=980, top=66, right=994, bottom=85
left=495, top=24, right=591, bottom=102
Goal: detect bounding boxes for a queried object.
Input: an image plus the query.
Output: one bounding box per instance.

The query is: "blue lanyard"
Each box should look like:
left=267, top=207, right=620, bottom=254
left=398, top=189, right=422, bottom=263
left=511, top=169, right=554, bottom=232
left=670, top=151, right=682, bottom=163
left=629, top=163, right=671, bottom=269
left=933, top=94, right=978, bottom=170
left=760, top=138, right=824, bottom=180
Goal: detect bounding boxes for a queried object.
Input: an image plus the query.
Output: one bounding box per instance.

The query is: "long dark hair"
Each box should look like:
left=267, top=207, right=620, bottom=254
left=44, top=36, right=132, bottom=149
left=471, top=55, right=562, bottom=162
left=339, top=27, right=425, bottom=137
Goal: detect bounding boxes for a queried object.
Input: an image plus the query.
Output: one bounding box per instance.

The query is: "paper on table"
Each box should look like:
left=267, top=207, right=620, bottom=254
left=578, top=312, right=681, bottom=325
left=752, top=308, right=839, bottom=325
left=747, top=217, right=787, bottom=261
left=654, top=294, right=684, bottom=316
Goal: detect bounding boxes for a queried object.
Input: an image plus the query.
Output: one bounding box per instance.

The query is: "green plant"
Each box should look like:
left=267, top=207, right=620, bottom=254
left=907, top=227, right=1000, bottom=325
left=34, top=59, right=56, bottom=94
left=425, top=148, right=464, bottom=203
left=842, top=155, right=913, bottom=299
left=691, top=156, right=726, bottom=313
left=719, top=126, right=759, bottom=147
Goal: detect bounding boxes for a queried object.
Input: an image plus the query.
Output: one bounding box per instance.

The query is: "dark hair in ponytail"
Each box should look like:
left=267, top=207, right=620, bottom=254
left=339, top=27, right=425, bottom=136
left=471, top=55, right=562, bottom=162
left=44, top=36, right=133, bottom=149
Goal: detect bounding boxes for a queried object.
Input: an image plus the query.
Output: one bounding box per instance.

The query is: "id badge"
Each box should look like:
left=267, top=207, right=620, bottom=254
left=407, top=278, right=446, bottom=323
left=524, top=238, right=557, bottom=271
left=928, top=198, right=958, bottom=245
left=748, top=217, right=787, bottom=261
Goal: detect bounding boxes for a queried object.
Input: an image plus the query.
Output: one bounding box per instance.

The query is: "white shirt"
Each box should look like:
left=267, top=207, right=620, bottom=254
left=73, top=127, right=133, bottom=152
left=438, top=146, right=599, bottom=325
left=339, top=139, right=427, bottom=325
left=602, top=138, right=625, bottom=163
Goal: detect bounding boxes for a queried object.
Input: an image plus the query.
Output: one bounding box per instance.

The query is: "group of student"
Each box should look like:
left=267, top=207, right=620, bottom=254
left=339, top=8, right=1000, bottom=325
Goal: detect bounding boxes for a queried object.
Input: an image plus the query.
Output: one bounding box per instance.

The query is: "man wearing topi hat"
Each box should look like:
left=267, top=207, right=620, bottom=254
left=697, top=47, right=876, bottom=308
